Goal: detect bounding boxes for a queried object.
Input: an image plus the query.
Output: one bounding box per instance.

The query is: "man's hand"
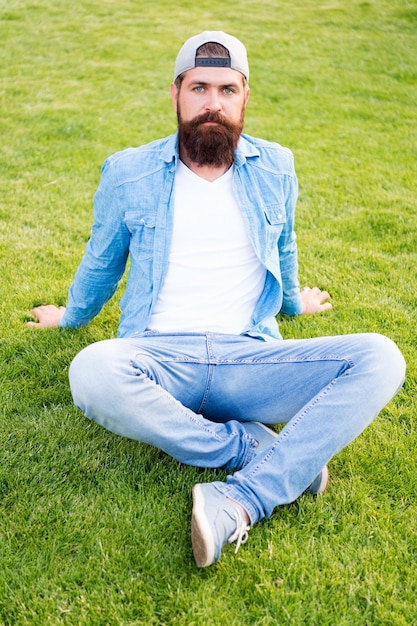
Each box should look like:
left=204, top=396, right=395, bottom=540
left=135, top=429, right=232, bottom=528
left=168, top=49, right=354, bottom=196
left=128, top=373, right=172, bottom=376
left=27, top=304, right=66, bottom=328
left=300, top=287, right=332, bottom=314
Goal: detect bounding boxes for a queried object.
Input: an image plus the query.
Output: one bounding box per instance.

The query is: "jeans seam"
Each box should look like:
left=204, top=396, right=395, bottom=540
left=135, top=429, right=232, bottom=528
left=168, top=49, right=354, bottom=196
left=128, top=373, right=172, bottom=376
left=244, top=377, right=339, bottom=481
left=198, top=363, right=215, bottom=414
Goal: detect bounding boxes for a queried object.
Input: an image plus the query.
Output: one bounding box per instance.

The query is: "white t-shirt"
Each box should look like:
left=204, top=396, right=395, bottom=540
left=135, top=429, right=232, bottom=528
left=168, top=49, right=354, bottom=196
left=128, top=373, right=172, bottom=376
left=148, top=161, right=266, bottom=334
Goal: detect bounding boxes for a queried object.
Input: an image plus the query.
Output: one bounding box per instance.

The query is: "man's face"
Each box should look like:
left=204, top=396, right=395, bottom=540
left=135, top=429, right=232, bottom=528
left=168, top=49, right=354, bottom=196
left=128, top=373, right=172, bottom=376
left=170, top=66, right=250, bottom=167
left=171, top=66, right=249, bottom=125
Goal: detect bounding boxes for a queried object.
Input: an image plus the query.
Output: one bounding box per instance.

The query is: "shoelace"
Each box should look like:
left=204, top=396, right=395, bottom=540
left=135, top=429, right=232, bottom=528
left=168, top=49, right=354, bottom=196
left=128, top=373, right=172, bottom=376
left=228, top=512, right=250, bottom=554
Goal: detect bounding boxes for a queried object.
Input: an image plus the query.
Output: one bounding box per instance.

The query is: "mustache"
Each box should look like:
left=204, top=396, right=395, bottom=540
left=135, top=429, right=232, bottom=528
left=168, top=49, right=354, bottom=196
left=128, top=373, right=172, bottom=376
left=187, top=111, right=236, bottom=131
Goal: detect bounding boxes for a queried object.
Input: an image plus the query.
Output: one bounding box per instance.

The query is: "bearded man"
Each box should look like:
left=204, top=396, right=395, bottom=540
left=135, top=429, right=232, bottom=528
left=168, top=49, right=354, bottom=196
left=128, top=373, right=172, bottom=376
left=28, top=32, right=405, bottom=568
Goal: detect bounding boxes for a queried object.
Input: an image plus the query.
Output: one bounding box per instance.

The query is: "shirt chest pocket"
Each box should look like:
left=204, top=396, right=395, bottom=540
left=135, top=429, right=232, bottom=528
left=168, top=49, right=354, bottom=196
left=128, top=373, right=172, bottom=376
left=263, top=204, right=286, bottom=227
left=124, top=211, right=156, bottom=260
left=262, top=204, right=287, bottom=253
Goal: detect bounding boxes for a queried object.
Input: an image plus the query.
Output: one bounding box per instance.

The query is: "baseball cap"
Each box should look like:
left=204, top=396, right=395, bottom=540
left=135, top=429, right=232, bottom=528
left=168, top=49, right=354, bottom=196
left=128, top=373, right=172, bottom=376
left=173, top=31, right=249, bottom=82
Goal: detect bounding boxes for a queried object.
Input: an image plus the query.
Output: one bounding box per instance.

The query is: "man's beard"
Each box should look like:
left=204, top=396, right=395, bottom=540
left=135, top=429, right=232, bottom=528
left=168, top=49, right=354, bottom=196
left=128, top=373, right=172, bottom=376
left=177, top=108, right=244, bottom=168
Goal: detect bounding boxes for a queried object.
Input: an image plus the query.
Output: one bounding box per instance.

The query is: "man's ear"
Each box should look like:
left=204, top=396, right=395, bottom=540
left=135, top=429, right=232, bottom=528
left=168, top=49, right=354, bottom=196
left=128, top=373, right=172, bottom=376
left=170, top=82, right=179, bottom=113
left=244, top=86, right=250, bottom=108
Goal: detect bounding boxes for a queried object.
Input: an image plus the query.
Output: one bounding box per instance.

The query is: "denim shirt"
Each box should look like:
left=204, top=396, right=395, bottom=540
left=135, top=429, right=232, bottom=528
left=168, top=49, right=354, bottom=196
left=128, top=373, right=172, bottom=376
left=59, top=131, right=303, bottom=340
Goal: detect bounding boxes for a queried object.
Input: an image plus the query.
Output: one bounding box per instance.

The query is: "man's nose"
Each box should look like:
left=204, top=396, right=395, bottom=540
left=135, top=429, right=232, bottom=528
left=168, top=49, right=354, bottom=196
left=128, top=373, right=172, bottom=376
left=205, top=89, right=222, bottom=111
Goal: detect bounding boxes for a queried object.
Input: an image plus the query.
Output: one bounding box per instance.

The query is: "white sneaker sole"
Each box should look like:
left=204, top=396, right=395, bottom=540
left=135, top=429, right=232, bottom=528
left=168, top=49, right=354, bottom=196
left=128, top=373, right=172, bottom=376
left=191, top=484, right=216, bottom=568
left=314, top=465, right=330, bottom=494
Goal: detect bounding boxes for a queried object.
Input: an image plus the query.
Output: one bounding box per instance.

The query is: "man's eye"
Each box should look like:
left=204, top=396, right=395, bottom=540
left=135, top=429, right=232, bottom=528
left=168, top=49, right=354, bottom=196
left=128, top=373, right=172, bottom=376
left=194, top=86, right=204, bottom=93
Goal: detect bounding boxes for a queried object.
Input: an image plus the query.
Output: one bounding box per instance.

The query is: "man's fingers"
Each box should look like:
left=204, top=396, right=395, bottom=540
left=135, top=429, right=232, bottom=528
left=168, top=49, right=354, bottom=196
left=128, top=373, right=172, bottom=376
left=320, top=302, right=333, bottom=311
left=319, top=290, right=331, bottom=301
left=300, top=286, right=332, bottom=314
left=26, top=304, right=66, bottom=328
left=308, top=286, right=331, bottom=300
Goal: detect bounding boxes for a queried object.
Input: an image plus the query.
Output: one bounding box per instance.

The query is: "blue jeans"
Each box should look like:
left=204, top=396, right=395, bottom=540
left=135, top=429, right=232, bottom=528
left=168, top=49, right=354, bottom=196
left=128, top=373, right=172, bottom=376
left=69, top=332, right=405, bottom=525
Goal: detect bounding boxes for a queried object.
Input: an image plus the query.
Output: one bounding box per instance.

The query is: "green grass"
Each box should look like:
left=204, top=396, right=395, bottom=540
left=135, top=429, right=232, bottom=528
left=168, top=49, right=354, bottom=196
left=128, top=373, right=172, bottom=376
left=1, top=0, right=417, bottom=623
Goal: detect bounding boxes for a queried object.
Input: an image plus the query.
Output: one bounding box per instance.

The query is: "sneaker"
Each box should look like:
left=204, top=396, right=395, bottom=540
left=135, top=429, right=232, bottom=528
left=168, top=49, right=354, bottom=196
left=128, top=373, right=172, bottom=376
left=244, top=421, right=277, bottom=456
left=305, top=465, right=329, bottom=495
left=191, top=482, right=250, bottom=567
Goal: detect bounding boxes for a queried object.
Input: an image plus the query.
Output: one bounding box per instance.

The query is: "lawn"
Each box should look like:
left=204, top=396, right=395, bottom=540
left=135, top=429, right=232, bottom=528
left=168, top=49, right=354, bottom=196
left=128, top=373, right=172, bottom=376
left=1, top=0, right=416, bottom=624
